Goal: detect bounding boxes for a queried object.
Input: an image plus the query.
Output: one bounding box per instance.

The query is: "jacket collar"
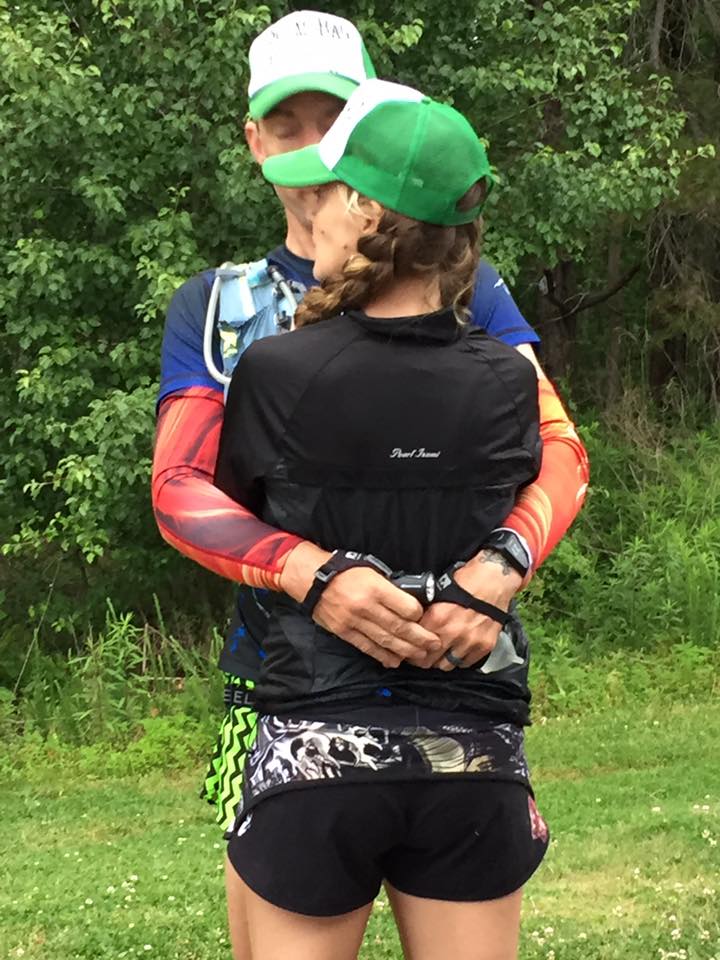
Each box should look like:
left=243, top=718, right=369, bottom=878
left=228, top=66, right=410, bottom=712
left=346, top=308, right=463, bottom=343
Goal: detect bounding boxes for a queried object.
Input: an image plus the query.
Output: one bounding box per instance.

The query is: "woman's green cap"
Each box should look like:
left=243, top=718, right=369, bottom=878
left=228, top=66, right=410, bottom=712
left=262, top=79, right=495, bottom=226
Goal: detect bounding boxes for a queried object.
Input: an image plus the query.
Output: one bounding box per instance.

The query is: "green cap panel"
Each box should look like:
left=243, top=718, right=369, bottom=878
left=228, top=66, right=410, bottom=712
left=262, top=79, right=495, bottom=226
left=249, top=73, right=360, bottom=121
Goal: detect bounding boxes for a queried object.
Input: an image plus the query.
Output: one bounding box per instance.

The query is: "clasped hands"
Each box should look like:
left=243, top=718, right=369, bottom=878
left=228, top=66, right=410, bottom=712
left=279, top=543, right=524, bottom=671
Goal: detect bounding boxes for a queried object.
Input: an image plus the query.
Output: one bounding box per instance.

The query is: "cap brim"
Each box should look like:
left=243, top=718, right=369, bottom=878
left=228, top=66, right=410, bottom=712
left=249, top=73, right=359, bottom=120
left=263, top=145, right=336, bottom=188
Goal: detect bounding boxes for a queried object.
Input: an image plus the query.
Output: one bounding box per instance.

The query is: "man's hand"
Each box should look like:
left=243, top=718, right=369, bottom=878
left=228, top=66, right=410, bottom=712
left=279, top=542, right=442, bottom=668
left=415, top=549, right=523, bottom=671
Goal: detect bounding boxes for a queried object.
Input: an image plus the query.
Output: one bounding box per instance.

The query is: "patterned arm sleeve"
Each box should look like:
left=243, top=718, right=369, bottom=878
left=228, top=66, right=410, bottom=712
left=151, top=386, right=304, bottom=589
left=502, top=377, right=590, bottom=571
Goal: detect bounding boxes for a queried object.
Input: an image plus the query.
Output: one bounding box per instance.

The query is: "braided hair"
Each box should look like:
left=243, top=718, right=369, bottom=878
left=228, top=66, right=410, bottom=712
left=295, top=182, right=486, bottom=328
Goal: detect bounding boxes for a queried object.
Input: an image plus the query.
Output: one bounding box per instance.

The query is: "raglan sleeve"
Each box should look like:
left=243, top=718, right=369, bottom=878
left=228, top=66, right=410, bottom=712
left=470, top=260, right=540, bottom=347
left=157, top=273, right=224, bottom=406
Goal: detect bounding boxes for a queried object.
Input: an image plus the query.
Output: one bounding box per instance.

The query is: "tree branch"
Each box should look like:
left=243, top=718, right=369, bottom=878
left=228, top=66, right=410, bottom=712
left=543, top=263, right=642, bottom=323
left=650, top=0, right=667, bottom=70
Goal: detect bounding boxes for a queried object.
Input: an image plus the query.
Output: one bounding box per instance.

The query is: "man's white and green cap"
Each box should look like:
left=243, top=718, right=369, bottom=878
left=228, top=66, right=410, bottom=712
left=248, top=11, right=376, bottom=120
left=262, top=79, right=495, bottom=227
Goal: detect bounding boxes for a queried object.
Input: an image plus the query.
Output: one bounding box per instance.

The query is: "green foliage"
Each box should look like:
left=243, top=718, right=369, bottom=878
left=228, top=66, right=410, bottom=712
left=382, top=0, right=708, bottom=275
left=5, top=602, right=222, bottom=744
left=0, top=1, right=716, bottom=644
left=524, top=421, right=720, bottom=654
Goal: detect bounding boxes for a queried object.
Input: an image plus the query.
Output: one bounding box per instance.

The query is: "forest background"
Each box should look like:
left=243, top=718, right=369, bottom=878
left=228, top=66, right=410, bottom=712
left=0, top=0, right=719, bottom=742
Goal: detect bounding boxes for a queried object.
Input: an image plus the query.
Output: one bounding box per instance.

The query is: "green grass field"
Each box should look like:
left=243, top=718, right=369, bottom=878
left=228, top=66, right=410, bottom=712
left=2, top=702, right=718, bottom=960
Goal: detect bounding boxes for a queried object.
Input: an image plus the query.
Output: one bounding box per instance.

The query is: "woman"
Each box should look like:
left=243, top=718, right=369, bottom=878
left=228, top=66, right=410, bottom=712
left=214, top=79, right=549, bottom=960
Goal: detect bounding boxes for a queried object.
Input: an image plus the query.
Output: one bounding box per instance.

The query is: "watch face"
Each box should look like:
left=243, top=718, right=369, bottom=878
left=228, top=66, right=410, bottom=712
left=507, top=539, right=526, bottom=564
left=490, top=532, right=529, bottom=573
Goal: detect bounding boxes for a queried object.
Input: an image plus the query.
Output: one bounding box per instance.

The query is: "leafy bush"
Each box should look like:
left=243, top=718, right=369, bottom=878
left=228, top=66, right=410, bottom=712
left=1, top=0, right=711, bottom=639
left=523, top=423, right=720, bottom=652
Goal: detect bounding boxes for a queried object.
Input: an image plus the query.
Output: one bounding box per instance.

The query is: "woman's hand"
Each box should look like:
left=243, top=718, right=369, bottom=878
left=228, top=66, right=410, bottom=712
left=414, top=550, right=523, bottom=671
left=279, top=542, right=442, bottom=668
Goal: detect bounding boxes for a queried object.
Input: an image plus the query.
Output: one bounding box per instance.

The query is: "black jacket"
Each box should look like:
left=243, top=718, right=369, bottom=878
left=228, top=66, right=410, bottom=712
left=215, top=308, right=541, bottom=722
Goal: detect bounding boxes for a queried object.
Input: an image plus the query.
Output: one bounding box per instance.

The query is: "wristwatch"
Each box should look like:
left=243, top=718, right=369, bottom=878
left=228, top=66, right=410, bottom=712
left=480, top=529, right=532, bottom=578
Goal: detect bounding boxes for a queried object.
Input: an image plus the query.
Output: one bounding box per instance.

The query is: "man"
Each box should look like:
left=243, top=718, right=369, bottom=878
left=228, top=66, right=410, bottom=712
left=151, top=11, right=588, bottom=958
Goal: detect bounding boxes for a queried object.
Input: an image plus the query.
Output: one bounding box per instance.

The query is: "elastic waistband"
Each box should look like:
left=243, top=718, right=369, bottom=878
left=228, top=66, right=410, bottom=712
left=224, top=682, right=256, bottom=710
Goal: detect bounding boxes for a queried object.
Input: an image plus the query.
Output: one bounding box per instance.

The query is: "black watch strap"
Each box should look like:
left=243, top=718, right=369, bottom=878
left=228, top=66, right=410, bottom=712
left=436, top=566, right=511, bottom=627
left=301, top=551, right=392, bottom=618
left=480, top=530, right=531, bottom=578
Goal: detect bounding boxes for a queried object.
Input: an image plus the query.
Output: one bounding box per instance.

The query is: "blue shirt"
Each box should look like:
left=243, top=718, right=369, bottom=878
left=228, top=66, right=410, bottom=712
left=158, top=246, right=538, bottom=407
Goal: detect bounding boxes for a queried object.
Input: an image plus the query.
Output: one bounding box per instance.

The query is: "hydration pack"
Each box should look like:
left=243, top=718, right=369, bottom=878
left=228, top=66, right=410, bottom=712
left=203, top=259, right=305, bottom=395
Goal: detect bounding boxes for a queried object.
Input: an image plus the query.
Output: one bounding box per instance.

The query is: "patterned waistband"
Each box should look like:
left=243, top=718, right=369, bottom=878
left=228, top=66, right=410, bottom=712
left=223, top=681, right=256, bottom=710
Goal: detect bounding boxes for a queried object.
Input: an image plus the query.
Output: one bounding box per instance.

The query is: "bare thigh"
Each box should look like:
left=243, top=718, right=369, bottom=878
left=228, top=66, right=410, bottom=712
left=225, top=855, right=251, bottom=960
left=239, top=871, right=372, bottom=960
left=387, top=882, right=524, bottom=960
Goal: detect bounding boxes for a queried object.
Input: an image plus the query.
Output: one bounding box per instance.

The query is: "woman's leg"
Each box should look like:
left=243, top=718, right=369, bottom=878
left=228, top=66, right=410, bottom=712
left=240, top=871, right=372, bottom=960
left=387, top=883, right=523, bottom=960
left=225, top=855, right=251, bottom=960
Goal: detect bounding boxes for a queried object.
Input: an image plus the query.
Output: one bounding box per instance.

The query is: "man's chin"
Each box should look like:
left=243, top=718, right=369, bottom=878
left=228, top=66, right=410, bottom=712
left=275, top=187, right=318, bottom=226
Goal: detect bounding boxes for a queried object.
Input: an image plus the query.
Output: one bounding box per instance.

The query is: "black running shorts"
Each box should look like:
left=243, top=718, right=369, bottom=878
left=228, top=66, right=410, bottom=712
left=227, top=779, right=549, bottom=916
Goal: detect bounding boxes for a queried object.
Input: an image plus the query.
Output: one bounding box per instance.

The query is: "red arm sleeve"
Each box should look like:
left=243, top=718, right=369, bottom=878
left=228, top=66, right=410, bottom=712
left=151, top=386, right=304, bottom=589
left=502, top=377, right=590, bottom=570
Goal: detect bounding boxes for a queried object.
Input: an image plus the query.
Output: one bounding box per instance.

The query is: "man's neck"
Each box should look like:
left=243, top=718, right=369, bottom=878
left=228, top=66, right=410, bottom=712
left=284, top=210, right=315, bottom=261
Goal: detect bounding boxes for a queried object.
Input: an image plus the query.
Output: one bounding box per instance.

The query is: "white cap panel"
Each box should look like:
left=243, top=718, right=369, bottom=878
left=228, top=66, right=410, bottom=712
left=318, top=79, right=425, bottom=170
left=249, top=11, right=368, bottom=97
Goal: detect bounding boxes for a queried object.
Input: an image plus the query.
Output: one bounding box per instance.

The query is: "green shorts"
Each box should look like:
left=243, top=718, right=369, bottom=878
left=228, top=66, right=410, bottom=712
left=200, top=676, right=258, bottom=832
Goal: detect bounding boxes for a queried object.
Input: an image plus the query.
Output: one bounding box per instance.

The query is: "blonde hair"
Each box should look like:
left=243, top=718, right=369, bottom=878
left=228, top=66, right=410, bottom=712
left=295, top=182, right=485, bottom=327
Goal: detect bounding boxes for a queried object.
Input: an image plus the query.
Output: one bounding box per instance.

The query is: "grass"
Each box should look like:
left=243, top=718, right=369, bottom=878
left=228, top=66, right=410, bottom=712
left=1, top=702, right=719, bottom=960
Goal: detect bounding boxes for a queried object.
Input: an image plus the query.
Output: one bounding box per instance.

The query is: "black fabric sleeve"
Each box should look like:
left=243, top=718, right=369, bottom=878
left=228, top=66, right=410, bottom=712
left=215, top=350, right=274, bottom=513
left=213, top=336, right=310, bottom=513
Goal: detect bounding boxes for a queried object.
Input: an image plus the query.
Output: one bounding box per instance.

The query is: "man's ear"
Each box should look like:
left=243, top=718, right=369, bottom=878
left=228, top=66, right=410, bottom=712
left=245, top=120, right=265, bottom=164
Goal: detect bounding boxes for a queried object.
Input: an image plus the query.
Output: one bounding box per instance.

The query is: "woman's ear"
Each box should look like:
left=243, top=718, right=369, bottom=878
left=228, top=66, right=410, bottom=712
left=245, top=120, right=266, bottom=164
left=357, top=199, right=383, bottom=237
